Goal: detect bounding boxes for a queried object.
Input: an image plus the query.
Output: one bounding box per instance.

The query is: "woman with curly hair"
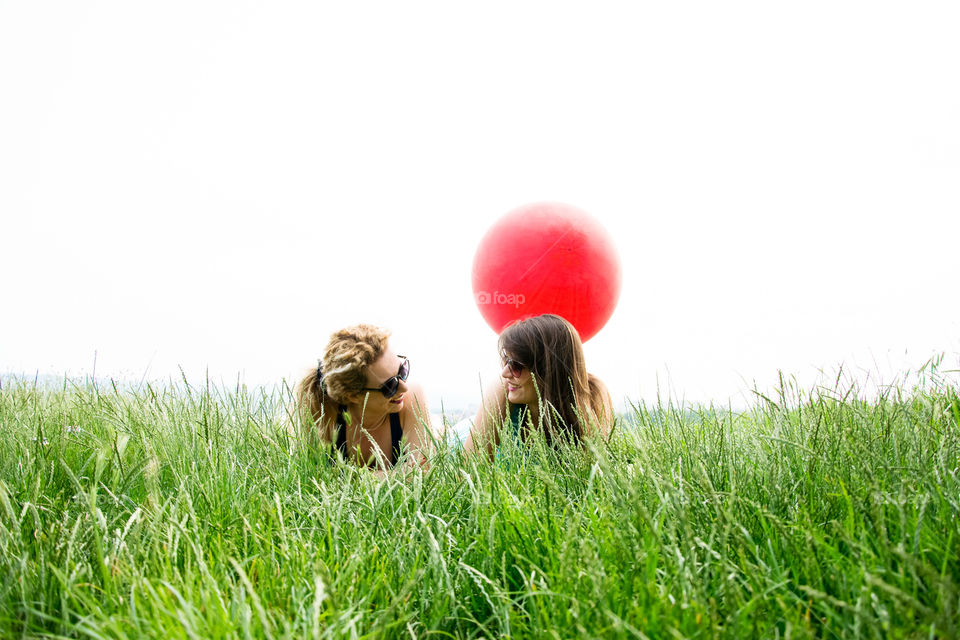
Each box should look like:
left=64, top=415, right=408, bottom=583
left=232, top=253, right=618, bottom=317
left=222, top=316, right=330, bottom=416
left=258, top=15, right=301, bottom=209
left=464, top=314, right=613, bottom=456
left=295, top=324, right=434, bottom=472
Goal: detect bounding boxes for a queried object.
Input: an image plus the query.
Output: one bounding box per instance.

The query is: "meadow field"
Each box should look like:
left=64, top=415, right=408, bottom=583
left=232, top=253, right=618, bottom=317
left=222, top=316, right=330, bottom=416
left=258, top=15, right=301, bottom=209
left=0, top=364, right=958, bottom=639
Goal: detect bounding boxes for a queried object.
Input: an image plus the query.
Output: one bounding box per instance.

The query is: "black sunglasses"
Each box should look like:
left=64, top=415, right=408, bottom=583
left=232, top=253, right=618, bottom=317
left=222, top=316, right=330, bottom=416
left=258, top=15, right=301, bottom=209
left=362, top=356, right=410, bottom=398
left=500, top=350, right=526, bottom=377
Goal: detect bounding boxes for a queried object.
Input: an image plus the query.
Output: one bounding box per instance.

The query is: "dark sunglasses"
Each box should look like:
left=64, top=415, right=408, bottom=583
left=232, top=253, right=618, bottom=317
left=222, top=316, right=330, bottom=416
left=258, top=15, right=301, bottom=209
left=362, top=356, right=410, bottom=398
left=500, top=350, right=527, bottom=377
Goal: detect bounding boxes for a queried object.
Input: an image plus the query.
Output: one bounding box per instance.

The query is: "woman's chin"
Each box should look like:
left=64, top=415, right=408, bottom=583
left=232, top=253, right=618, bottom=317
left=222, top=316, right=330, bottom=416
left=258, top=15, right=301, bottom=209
left=507, top=390, right=527, bottom=405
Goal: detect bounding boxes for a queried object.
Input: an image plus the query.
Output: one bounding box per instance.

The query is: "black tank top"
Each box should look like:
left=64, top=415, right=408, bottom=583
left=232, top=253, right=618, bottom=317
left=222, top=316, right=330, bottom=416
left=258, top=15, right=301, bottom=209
left=334, top=406, right=403, bottom=467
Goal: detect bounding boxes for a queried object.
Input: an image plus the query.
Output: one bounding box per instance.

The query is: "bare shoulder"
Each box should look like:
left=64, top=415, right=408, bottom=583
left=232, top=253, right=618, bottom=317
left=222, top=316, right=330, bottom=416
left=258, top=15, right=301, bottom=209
left=479, top=379, right=507, bottom=417
left=402, top=381, right=431, bottom=418
left=592, top=375, right=612, bottom=400
left=397, top=381, right=435, bottom=466
left=464, top=379, right=507, bottom=455
left=401, top=381, right=434, bottom=435
left=587, top=375, right=615, bottom=437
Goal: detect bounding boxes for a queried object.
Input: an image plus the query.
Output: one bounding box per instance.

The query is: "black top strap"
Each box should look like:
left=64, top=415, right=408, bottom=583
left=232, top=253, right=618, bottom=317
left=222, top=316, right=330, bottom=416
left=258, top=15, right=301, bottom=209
left=389, top=412, right=403, bottom=465
left=334, top=405, right=348, bottom=456
left=334, top=406, right=404, bottom=467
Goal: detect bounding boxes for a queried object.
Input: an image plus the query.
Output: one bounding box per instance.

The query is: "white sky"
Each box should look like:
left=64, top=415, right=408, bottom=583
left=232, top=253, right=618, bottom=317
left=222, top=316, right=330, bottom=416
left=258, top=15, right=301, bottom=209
left=2, top=1, right=958, bottom=410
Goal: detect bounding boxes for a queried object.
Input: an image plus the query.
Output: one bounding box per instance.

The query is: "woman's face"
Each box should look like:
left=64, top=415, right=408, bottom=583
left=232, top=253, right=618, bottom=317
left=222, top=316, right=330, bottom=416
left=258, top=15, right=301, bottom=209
left=357, top=347, right=409, bottom=414
left=501, top=350, right=536, bottom=406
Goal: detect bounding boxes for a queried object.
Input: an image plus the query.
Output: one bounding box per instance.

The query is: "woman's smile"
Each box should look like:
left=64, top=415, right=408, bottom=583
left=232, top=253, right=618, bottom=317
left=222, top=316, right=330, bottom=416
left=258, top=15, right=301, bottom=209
left=505, top=380, right=533, bottom=405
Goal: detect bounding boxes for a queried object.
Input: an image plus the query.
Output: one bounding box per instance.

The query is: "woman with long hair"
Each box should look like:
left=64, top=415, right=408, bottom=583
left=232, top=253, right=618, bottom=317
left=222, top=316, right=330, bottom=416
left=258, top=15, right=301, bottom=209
left=464, top=314, right=613, bottom=455
left=294, top=324, right=433, bottom=473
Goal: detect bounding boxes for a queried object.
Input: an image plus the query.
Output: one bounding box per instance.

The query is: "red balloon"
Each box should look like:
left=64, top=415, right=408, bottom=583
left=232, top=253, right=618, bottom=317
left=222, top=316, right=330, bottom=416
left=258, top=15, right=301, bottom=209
left=471, top=202, right=622, bottom=342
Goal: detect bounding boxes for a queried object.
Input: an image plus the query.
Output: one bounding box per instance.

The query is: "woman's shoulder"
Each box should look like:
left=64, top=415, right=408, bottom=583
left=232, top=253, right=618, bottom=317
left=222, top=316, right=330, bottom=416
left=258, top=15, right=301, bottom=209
left=587, top=373, right=611, bottom=402
left=585, top=373, right=614, bottom=436
left=462, top=379, right=509, bottom=456
left=480, top=379, right=508, bottom=411
left=398, top=381, right=434, bottom=434
left=399, top=381, right=429, bottom=419
left=587, top=372, right=609, bottom=390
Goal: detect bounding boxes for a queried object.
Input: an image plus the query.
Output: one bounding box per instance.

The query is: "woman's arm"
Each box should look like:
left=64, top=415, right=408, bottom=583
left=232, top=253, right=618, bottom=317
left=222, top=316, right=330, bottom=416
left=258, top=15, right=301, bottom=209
left=463, top=380, right=507, bottom=458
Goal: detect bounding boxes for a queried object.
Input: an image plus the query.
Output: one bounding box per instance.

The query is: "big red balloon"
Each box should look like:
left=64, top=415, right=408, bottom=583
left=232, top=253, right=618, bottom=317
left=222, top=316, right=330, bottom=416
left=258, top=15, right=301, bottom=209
left=471, top=202, right=622, bottom=342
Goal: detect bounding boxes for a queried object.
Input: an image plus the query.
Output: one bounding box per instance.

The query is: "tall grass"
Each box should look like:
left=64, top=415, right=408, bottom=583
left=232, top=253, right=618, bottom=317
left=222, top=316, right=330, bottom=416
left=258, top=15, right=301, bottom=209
left=0, top=365, right=958, bottom=638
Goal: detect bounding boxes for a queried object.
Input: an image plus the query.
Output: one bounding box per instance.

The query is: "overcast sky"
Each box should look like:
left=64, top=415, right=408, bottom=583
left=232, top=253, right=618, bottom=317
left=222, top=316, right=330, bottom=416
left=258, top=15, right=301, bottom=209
left=2, top=1, right=958, bottom=410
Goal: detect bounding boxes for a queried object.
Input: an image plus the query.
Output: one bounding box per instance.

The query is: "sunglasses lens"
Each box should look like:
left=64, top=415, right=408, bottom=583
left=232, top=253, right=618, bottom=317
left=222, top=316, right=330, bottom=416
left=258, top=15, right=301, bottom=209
left=399, top=358, right=410, bottom=381
left=381, top=378, right=399, bottom=398
left=501, top=351, right=524, bottom=377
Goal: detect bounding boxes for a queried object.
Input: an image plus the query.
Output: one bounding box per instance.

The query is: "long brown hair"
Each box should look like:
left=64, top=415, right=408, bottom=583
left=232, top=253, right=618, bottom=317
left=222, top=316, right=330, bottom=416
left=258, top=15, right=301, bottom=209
left=499, top=314, right=610, bottom=445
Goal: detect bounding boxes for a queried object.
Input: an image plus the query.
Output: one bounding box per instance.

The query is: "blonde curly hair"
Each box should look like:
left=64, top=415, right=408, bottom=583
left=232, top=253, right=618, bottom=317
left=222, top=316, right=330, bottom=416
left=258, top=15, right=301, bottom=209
left=296, top=324, right=392, bottom=425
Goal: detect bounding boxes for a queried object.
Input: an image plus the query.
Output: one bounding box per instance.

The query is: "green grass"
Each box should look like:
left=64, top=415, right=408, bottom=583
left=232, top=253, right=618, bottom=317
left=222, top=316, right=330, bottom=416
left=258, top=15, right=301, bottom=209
left=0, top=364, right=958, bottom=639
